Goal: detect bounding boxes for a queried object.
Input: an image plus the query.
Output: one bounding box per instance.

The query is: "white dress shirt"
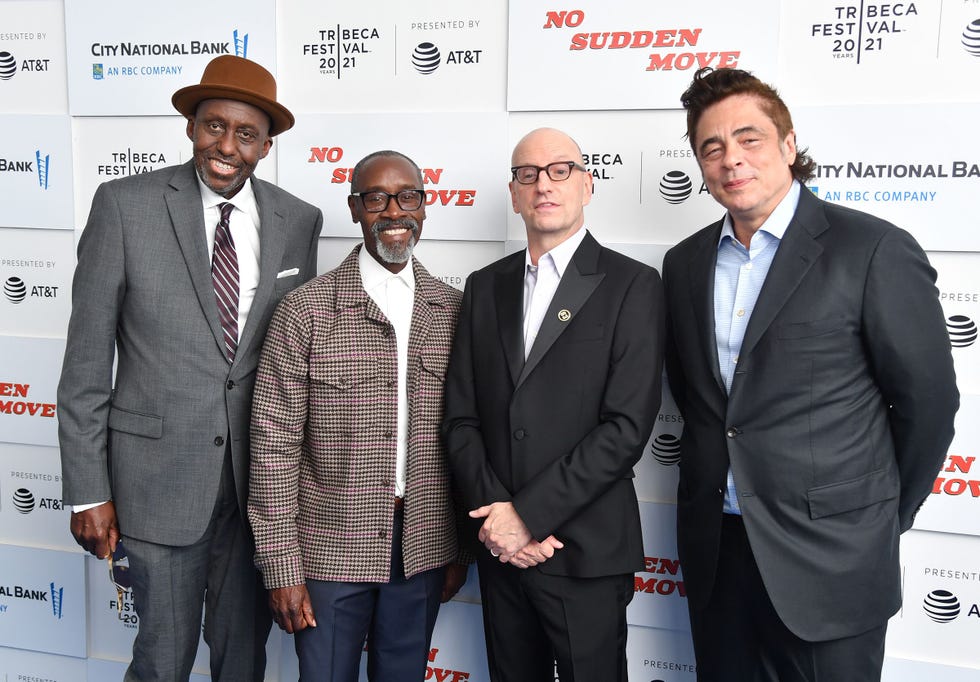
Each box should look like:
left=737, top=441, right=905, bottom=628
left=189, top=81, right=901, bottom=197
left=523, top=226, right=588, bottom=358
left=359, top=246, right=415, bottom=498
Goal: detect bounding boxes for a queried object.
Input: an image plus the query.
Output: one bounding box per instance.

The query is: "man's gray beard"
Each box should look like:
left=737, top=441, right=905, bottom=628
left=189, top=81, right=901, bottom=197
left=373, top=219, right=418, bottom=265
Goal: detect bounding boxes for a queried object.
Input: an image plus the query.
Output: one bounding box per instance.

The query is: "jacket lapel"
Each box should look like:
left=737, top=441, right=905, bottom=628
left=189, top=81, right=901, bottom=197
left=494, top=254, right=526, bottom=388
left=165, top=162, right=227, bottom=358
left=688, top=221, right=727, bottom=395
left=517, top=232, right=604, bottom=389
left=407, top=257, right=437, bottom=361
left=237, top=179, right=286, bottom=362
left=738, top=187, right=828, bottom=362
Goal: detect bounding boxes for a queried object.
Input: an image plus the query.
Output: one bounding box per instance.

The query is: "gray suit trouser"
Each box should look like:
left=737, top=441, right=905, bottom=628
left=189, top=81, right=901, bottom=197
left=123, top=449, right=271, bottom=681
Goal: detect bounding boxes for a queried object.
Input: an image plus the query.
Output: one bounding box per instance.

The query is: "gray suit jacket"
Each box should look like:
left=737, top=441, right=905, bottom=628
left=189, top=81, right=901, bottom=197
left=58, top=161, right=322, bottom=546
left=663, top=185, right=958, bottom=641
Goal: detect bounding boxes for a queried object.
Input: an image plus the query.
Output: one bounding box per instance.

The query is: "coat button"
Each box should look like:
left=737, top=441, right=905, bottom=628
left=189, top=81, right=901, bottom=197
left=514, top=429, right=526, bottom=440
left=379, top=530, right=387, bottom=539
left=726, top=427, right=738, bottom=438
left=214, top=436, right=224, bottom=446
left=226, top=380, right=235, bottom=390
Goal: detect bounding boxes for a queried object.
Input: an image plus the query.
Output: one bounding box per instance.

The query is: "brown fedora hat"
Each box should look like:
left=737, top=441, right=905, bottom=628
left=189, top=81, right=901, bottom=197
left=172, top=55, right=294, bottom=136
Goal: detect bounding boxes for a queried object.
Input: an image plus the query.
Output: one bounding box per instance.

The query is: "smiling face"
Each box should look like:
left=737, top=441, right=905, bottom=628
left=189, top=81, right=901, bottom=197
left=509, top=128, right=592, bottom=252
left=348, top=155, right=425, bottom=274
left=187, top=98, right=272, bottom=199
left=695, top=94, right=796, bottom=241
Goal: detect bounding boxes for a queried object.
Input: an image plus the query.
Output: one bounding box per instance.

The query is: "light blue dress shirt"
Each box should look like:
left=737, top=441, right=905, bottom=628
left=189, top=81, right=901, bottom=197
left=714, top=182, right=801, bottom=514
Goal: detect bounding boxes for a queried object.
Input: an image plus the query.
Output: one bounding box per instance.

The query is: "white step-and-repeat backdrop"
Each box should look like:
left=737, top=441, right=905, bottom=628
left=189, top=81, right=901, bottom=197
left=1, top=0, right=979, bottom=679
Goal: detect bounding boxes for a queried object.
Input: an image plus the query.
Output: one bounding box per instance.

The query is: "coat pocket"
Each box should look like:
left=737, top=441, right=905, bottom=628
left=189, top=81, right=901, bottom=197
left=807, top=467, right=897, bottom=519
left=108, top=405, right=163, bottom=439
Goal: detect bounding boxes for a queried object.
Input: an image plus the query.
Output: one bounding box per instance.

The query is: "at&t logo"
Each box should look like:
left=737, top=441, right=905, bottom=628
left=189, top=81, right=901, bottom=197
left=660, top=171, right=693, bottom=204
left=4, top=276, right=26, bottom=303
left=0, top=51, right=16, bottom=80
left=947, top=315, right=978, bottom=347
left=13, top=487, right=35, bottom=513
left=962, top=19, right=980, bottom=56
left=413, top=42, right=441, bottom=74
left=924, top=589, right=960, bottom=623
left=651, top=433, right=681, bottom=466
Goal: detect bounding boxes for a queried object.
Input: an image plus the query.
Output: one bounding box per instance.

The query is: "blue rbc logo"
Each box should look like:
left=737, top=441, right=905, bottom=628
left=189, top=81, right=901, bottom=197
left=233, top=29, right=249, bottom=58
left=50, top=582, right=64, bottom=619
left=92, top=63, right=103, bottom=80
left=35, top=151, right=50, bottom=190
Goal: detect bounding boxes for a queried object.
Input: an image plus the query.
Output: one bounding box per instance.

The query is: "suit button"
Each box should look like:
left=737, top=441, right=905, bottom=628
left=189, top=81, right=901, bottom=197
left=514, top=429, right=526, bottom=440
left=726, top=427, right=738, bottom=438
left=379, top=530, right=388, bottom=539
left=214, top=436, right=224, bottom=446
left=226, top=380, right=235, bottom=390
left=384, top=430, right=393, bottom=439
left=387, top=379, right=396, bottom=388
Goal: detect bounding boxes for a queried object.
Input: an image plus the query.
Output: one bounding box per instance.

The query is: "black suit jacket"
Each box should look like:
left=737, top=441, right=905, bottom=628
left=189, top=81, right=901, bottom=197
left=443, top=231, right=665, bottom=577
left=663, top=185, right=958, bottom=641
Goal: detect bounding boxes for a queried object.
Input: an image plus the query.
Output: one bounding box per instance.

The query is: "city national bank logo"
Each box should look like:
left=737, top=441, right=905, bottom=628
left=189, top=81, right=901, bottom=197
left=542, top=9, right=740, bottom=72
left=0, top=581, right=64, bottom=618
left=426, top=648, right=470, bottom=681
left=806, top=3, right=924, bottom=64
left=0, top=150, right=51, bottom=189
left=924, top=589, right=961, bottom=623
left=932, top=455, right=980, bottom=498
left=0, top=381, right=57, bottom=419
left=309, top=146, right=478, bottom=207
left=962, top=19, right=980, bottom=56
left=3, top=275, right=59, bottom=304
left=635, top=556, right=686, bottom=597
left=89, top=29, right=246, bottom=80
left=412, top=42, right=441, bottom=74
left=948, top=315, right=978, bottom=347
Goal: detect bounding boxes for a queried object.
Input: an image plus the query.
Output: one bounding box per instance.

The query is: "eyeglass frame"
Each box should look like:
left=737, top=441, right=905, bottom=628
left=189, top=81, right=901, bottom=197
left=107, top=543, right=132, bottom=617
left=350, top=189, right=426, bottom=213
left=510, top=161, right=588, bottom=185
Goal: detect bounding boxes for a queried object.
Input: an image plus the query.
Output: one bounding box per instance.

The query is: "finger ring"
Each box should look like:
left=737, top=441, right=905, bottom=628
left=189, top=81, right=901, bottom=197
left=490, top=550, right=499, bottom=557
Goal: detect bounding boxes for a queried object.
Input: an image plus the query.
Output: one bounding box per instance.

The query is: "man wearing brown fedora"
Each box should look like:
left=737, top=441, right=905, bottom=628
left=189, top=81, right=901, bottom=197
left=58, top=55, right=322, bottom=681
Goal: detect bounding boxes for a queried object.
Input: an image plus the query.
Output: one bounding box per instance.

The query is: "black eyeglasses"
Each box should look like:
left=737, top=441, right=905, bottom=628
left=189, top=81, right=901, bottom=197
left=107, top=542, right=132, bottom=617
left=511, top=161, right=587, bottom=185
left=351, top=189, right=426, bottom=213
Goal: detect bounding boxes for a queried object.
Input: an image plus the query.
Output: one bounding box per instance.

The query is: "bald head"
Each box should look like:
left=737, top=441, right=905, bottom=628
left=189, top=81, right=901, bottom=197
left=511, top=127, right=584, bottom=167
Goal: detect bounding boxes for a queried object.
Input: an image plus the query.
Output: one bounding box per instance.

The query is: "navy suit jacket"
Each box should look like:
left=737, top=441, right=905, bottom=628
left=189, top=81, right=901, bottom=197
left=663, top=185, right=958, bottom=641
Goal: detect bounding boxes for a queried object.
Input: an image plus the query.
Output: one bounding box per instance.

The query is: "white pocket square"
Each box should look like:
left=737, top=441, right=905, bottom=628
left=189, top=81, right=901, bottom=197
left=276, top=268, right=300, bottom=279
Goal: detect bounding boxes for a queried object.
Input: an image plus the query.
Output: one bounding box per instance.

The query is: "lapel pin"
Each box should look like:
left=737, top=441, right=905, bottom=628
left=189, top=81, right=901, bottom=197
left=558, top=309, right=571, bottom=322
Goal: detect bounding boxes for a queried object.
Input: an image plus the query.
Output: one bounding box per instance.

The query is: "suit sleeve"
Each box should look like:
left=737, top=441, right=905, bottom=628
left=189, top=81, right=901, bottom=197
left=302, top=208, right=323, bottom=281
left=662, top=251, right=688, bottom=418
left=57, top=182, right=127, bottom=505
left=862, top=228, right=958, bottom=531
left=515, top=267, right=665, bottom=540
left=443, top=274, right=513, bottom=509
left=248, top=295, right=311, bottom=589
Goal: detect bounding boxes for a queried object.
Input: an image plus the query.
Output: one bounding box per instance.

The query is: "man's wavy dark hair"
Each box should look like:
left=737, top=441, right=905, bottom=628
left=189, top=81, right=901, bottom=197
left=680, top=67, right=816, bottom=183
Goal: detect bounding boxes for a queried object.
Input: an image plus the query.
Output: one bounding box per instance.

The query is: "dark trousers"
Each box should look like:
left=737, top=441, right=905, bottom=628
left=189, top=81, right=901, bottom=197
left=123, top=451, right=271, bottom=681
left=296, top=507, right=445, bottom=682
left=689, top=514, right=887, bottom=682
left=477, top=556, right=634, bottom=682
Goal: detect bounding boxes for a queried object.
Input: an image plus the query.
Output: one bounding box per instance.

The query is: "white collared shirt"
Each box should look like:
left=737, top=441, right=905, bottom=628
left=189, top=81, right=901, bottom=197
left=197, top=176, right=262, bottom=339
left=523, top=226, right=587, bottom=357
left=359, top=246, right=416, bottom=498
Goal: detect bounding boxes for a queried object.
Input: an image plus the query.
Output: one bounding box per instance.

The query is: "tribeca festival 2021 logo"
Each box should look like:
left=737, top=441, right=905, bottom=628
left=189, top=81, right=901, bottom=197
left=806, top=3, right=924, bottom=64
left=91, top=28, right=246, bottom=80
left=541, top=8, right=740, bottom=72
left=301, top=23, right=381, bottom=79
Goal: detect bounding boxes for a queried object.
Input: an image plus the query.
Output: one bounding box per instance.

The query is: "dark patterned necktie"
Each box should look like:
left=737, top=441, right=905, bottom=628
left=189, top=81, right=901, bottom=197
left=211, top=202, right=239, bottom=361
